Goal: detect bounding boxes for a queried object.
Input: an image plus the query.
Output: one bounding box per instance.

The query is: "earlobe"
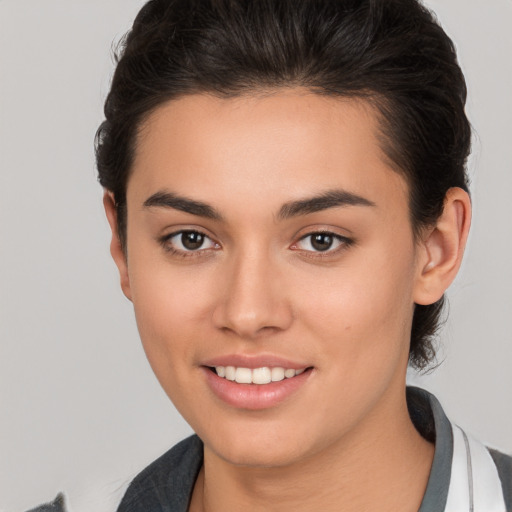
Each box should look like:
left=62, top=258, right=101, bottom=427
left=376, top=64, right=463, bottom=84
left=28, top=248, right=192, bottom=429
left=413, top=187, right=471, bottom=305
left=103, top=191, right=132, bottom=301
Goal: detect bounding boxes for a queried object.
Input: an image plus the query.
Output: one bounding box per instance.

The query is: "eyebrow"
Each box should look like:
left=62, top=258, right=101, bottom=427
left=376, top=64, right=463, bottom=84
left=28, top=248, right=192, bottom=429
left=143, top=189, right=375, bottom=221
left=143, top=191, right=224, bottom=221
left=277, top=189, right=376, bottom=220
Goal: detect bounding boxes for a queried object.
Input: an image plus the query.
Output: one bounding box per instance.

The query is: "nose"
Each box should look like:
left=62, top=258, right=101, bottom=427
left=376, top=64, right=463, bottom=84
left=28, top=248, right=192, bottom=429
left=212, top=247, right=293, bottom=339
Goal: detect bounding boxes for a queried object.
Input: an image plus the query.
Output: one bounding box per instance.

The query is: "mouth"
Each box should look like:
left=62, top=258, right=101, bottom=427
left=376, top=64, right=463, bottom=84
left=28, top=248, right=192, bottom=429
left=203, top=365, right=314, bottom=410
left=208, top=365, right=310, bottom=385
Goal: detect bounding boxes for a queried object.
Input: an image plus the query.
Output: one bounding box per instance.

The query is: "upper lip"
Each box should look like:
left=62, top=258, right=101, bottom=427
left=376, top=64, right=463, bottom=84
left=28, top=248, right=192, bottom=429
left=202, top=354, right=311, bottom=370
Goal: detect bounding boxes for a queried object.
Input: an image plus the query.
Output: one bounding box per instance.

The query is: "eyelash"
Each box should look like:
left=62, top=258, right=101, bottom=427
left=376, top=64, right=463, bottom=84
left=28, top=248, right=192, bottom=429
left=292, top=231, right=354, bottom=258
left=159, top=230, right=353, bottom=259
left=160, top=230, right=220, bottom=258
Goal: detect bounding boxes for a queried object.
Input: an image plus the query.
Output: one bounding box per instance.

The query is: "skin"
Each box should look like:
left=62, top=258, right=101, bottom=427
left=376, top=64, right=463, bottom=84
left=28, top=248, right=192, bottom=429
left=105, top=90, right=471, bottom=511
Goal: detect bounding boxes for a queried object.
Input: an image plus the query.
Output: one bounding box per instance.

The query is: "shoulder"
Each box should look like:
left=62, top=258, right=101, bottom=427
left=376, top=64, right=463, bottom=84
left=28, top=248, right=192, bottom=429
left=407, top=386, right=512, bottom=511
left=117, top=435, right=203, bottom=512
left=489, top=448, right=512, bottom=510
left=26, top=493, right=67, bottom=512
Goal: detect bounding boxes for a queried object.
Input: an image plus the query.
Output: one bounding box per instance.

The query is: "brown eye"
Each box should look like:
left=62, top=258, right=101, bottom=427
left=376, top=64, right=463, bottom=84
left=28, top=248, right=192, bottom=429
left=310, top=233, right=334, bottom=251
left=181, top=231, right=205, bottom=250
left=293, top=231, right=351, bottom=254
left=163, top=230, right=218, bottom=254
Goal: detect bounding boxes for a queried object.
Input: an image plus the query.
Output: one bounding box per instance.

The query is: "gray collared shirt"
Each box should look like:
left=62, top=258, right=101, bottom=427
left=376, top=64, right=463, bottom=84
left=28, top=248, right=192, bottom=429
left=28, top=387, right=512, bottom=512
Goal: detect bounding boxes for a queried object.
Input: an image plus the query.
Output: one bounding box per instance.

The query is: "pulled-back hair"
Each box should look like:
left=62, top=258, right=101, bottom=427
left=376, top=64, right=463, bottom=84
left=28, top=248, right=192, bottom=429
left=95, top=0, right=471, bottom=370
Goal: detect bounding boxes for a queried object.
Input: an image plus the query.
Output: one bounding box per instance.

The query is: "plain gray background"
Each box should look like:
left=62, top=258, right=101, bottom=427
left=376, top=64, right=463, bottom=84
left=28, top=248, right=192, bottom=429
left=1, top=1, right=511, bottom=510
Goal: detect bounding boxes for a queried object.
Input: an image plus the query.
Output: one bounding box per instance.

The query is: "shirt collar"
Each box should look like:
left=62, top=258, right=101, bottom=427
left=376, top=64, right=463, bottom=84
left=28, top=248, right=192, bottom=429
left=408, top=386, right=453, bottom=511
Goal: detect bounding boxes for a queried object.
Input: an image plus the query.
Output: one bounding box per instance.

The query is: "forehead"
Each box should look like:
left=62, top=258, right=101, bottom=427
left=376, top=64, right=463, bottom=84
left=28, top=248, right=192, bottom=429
left=129, top=90, right=409, bottom=216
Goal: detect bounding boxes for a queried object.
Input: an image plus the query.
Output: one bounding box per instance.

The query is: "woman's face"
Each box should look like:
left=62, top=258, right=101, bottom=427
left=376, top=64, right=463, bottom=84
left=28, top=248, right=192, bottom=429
left=120, top=91, right=426, bottom=467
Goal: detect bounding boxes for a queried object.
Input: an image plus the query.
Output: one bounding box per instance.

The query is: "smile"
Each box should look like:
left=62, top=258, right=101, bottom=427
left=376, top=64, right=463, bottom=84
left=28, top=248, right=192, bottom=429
left=203, top=364, right=313, bottom=410
left=214, top=366, right=306, bottom=385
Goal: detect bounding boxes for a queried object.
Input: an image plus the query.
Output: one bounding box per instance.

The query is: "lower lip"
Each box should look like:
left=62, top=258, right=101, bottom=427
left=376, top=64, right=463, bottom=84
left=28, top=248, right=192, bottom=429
left=202, top=367, right=313, bottom=410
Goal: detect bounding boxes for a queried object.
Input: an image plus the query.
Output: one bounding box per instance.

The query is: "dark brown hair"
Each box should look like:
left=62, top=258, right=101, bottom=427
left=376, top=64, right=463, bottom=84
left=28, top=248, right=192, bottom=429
left=95, top=0, right=471, bottom=370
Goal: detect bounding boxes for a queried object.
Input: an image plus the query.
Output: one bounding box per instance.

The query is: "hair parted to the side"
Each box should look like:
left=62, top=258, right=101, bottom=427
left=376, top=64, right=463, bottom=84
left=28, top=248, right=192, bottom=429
left=95, top=0, right=471, bottom=370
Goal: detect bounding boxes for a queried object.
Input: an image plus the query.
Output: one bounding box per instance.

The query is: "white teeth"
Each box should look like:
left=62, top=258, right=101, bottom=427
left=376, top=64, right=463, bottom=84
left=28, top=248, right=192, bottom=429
left=271, top=367, right=285, bottom=382
left=252, top=367, right=272, bottom=384
left=235, top=367, right=252, bottom=384
left=214, top=366, right=307, bottom=385
left=225, top=366, right=236, bottom=381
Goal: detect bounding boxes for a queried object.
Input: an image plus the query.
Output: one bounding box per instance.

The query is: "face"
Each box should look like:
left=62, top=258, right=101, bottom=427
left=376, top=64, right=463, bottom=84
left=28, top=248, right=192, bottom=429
left=117, top=91, right=427, bottom=467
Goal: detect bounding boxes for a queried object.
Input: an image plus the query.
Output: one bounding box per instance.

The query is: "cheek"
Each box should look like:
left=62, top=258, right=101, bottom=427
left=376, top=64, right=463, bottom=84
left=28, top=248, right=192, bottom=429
left=297, top=242, right=417, bottom=364
left=127, top=254, right=215, bottom=379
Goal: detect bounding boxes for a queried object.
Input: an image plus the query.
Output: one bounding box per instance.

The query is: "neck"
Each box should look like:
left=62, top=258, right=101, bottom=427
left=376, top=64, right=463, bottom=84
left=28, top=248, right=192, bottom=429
left=190, top=387, right=434, bottom=512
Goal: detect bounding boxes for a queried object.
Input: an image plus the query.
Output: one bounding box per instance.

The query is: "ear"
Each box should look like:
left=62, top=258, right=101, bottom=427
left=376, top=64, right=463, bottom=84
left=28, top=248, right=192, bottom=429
left=103, top=191, right=132, bottom=301
left=413, top=187, right=471, bottom=305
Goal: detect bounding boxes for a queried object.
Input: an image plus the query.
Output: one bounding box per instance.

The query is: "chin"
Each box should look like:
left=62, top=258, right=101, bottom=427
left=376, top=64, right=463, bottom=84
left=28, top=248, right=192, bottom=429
left=200, top=418, right=321, bottom=469
left=215, top=442, right=307, bottom=469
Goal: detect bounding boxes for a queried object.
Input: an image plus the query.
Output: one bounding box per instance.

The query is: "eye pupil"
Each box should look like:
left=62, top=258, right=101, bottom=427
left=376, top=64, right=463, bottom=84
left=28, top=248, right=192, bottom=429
left=311, top=233, right=333, bottom=251
left=181, top=231, right=204, bottom=250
